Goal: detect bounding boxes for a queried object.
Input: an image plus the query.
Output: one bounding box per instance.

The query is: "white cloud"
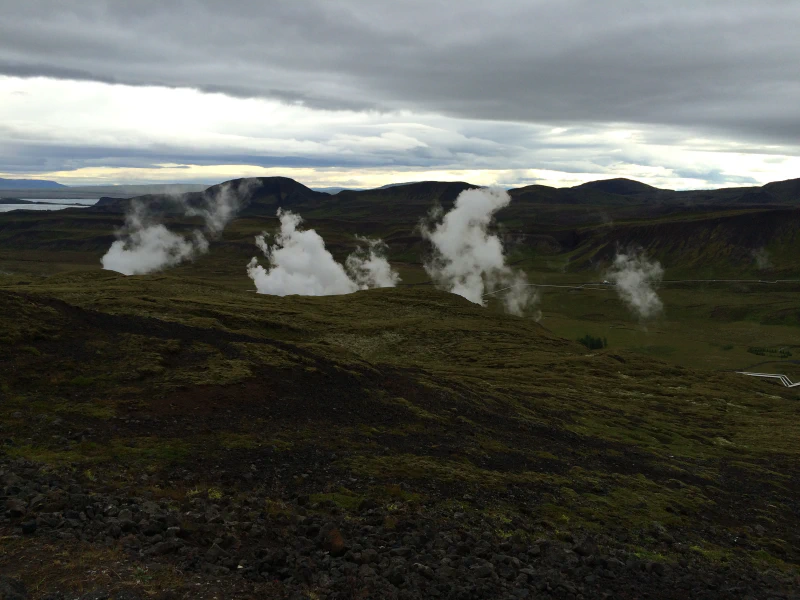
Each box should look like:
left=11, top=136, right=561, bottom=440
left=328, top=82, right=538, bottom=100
left=2, top=76, right=800, bottom=189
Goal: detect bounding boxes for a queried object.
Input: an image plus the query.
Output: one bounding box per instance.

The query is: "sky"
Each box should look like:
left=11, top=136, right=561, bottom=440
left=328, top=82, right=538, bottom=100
left=1, top=0, right=799, bottom=190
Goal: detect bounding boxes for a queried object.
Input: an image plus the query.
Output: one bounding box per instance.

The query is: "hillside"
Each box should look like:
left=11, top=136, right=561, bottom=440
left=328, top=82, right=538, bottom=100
left=573, top=178, right=663, bottom=196
left=3, top=175, right=800, bottom=282
left=0, top=271, right=798, bottom=598
left=565, top=207, right=800, bottom=276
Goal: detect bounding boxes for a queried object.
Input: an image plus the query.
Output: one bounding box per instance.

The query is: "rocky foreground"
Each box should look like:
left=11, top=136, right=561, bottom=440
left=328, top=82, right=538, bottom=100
left=2, top=458, right=798, bottom=600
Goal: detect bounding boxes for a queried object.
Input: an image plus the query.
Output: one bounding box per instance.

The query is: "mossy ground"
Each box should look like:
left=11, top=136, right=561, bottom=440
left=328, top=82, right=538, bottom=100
left=1, top=268, right=799, bottom=587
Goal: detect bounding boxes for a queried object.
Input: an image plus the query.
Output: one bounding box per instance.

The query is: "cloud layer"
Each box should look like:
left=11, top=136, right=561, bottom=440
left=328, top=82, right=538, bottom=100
left=1, top=2, right=799, bottom=188
left=2, top=2, right=800, bottom=140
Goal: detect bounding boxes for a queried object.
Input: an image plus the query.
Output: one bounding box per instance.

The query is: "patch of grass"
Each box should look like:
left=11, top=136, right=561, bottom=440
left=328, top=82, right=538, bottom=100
left=68, top=375, right=99, bottom=387
left=309, top=489, right=363, bottom=511
left=110, top=438, right=193, bottom=469
left=349, top=453, right=568, bottom=489
left=381, top=396, right=444, bottom=421
left=218, top=432, right=261, bottom=450
left=55, top=400, right=116, bottom=419
left=6, top=444, right=95, bottom=466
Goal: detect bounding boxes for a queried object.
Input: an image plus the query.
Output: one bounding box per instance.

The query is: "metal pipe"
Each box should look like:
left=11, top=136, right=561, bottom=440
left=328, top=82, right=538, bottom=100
left=737, top=372, right=800, bottom=388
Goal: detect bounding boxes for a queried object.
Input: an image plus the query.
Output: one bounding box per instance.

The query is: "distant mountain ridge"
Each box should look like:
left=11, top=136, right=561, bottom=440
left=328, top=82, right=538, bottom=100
left=573, top=178, right=663, bottom=195
left=0, top=177, right=67, bottom=189
left=86, top=175, right=800, bottom=219
left=7, top=174, right=800, bottom=207
left=4, top=174, right=800, bottom=277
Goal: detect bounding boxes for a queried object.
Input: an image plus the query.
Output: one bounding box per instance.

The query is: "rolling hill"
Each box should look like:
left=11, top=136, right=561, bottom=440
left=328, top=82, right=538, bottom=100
left=0, top=271, right=798, bottom=598
left=3, top=175, right=798, bottom=281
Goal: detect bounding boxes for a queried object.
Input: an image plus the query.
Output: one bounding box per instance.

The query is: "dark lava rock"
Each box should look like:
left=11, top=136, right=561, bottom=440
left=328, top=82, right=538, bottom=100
left=21, top=520, right=37, bottom=535
left=79, top=591, right=110, bottom=600
left=5, top=498, right=26, bottom=519
left=0, top=576, right=28, bottom=600
left=358, top=498, right=379, bottom=512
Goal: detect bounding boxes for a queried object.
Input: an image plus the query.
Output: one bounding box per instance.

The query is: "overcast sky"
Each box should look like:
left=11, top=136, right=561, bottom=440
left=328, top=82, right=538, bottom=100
left=1, top=0, right=799, bottom=189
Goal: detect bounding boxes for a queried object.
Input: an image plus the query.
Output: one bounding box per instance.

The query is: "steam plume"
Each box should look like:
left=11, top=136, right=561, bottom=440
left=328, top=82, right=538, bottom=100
left=101, top=206, right=207, bottom=275
left=751, top=248, right=771, bottom=271
left=606, top=250, right=664, bottom=319
left=419, top=187, right=536, bottom=316
left=247, top=210, right=399, bottom=296
left=102, top=181, right=257, bottom=275
left=345, top=236, right=401, bottom=289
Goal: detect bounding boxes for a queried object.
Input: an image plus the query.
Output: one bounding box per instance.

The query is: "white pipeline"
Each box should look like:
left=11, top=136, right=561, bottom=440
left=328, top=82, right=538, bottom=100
left=482, top=278, right=800, bottom=298
left=737, top=372, right=800, bottom=388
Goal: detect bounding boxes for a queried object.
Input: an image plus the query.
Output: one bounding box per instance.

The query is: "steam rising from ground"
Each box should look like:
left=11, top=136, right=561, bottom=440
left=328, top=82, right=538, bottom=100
left=752, top=248, right=772, bottom=271
left=606, top=251, right=664, bottom=319
left=247, top=210, right=399, bottom=296
left=102, top=181, right=257, bottom=275
left=346, top=236, right=400, bottom=289
left=420, top=188, right=536, bottom=316
left=101, top=207, right=207, bottom=275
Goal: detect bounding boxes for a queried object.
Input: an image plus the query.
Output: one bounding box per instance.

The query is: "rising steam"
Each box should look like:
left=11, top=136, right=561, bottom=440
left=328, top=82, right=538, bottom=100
left=101, top=181, right=257, bottom=275
left=345, top=236, right=401, bottom=289
left=751, top=248, right=772, bottom=271
left=606, top=250, right=664, bottom=319
left=420, top=187, right=536, bottom=316
left=247, top=209, right=399, bottom=296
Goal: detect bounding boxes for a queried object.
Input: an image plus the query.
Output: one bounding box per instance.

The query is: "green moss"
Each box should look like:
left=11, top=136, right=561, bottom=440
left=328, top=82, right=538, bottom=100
left=110, top=438, right=192, bottom=468
left=56, top=401, right=116, bottom=419
left=218, top=432, right=260, bottom=450
left=68, top=375, right=98, bottom=387
left=309, top=490, right=362, bottom=511
left=382, top=397, right=444, bottom=421
left=349, top=454, right=567, bottom=489
left=6, top=444, right=94, bottom=466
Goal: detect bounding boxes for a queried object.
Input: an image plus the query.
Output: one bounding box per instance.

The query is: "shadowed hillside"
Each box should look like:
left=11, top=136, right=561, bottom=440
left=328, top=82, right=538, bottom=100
left=573, top=178, right=663, bottom=196
left=566, top=207, right=800, bottom=275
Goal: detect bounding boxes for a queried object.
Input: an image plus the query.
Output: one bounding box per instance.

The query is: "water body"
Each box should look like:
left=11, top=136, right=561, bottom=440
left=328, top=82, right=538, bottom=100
left=0, top=198, right=97, bottom=213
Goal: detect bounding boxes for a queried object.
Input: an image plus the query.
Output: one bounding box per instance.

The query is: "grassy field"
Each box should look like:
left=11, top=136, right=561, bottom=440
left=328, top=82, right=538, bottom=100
left=2, top=220, right=799, bottom=379
left=1, top=270, right=799, bottom=572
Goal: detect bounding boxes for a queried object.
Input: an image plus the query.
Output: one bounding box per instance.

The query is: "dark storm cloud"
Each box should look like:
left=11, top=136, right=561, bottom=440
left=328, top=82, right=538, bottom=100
left=0, top=142, right=399, bottom=174
left=671, top=169, right=759, bottom=186
left=1, top=0, right=799, bottom=146
left=0, top=128, right=529, bottom=174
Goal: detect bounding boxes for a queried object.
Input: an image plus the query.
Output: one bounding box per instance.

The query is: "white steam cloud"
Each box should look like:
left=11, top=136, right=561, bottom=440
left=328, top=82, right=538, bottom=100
left=606, top=251, right=664, bottom=319
left=247, top=209, right=399, bottom=296
left=345, top=236, right=401, bottom=289
left=102, top=181, right=257, bottom=275
left=101, top=206, right=207, bottom=275
left=751, top=248, right=771, bottom=271
left=419, top=187, right=536, bottom=316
